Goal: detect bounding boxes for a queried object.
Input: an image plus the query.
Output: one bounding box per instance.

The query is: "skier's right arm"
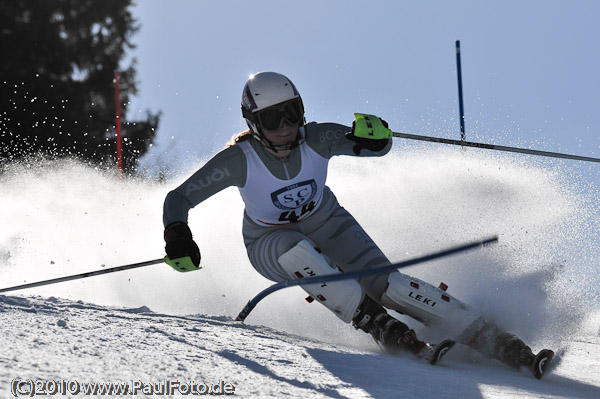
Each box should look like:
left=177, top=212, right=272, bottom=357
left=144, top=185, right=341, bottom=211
left=163, top=145, right=246, bottom=269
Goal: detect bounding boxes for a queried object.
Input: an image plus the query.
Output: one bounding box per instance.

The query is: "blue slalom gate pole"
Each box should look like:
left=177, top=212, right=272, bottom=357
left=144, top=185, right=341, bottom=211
left=236, top=236, right=498, bottom=322
left=456, top=40, right=466, bottom=141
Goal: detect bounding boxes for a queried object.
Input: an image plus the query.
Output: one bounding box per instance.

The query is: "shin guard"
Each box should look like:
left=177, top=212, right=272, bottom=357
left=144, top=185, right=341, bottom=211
left=382, top=272, right=480, bottom=334
left=278, top=240, right=363, bottom=323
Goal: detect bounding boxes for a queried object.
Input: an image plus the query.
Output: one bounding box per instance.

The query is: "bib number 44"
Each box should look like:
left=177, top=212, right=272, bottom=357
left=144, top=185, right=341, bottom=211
left=278, top=201, right=316, bottom=223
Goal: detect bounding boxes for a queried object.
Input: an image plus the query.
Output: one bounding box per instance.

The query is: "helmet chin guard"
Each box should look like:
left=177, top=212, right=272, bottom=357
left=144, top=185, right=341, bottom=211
left=241, top=72, right=306, bottom=152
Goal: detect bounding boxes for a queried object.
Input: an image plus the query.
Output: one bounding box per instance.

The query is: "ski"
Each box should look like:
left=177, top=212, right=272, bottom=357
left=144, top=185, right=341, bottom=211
left=430, top=339, right=456, bottom=365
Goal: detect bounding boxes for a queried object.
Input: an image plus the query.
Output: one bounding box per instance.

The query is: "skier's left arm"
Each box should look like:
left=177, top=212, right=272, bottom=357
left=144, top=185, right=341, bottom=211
left=305, top=113, right=393, bottom=158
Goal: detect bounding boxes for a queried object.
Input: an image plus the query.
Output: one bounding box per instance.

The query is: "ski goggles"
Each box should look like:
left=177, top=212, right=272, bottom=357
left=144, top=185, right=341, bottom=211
left=254, top=98, right=304, bottom=131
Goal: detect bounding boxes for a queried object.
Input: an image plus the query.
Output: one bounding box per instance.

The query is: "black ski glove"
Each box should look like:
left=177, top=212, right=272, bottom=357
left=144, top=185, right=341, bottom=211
left=345, top=116, right=391, bottom=155
left=164, top=222, right=201, bottom=267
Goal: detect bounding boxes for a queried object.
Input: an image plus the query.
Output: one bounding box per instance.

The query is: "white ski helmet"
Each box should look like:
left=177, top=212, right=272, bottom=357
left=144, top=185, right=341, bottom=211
left=241, top=72, right=305, bottom=151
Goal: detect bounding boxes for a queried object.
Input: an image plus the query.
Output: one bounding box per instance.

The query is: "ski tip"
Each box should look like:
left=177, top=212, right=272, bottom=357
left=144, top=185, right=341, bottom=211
left=531, top=349, right=555, bottom=379
left=430, top=339, right=456, bottom=365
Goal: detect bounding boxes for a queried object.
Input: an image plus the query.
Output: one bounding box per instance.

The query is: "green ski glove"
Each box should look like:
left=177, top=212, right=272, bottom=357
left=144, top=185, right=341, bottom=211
left=346, top=113, right=392, bottom=155
left=352, top=113, right=393, bottom=140
left=164, top=222, right=202, bottom=272
left=164, top=255, right=201, bottom=272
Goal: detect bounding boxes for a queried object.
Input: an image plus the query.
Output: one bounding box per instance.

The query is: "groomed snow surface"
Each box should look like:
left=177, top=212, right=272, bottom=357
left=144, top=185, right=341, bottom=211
left=1, top=147, right=599, bottom=398
left=1, top=295, right=599, bottom=398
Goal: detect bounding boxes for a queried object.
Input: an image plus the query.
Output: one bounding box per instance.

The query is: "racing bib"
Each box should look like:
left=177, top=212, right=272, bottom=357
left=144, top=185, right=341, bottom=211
left=237, top=140, right=328, bottom=225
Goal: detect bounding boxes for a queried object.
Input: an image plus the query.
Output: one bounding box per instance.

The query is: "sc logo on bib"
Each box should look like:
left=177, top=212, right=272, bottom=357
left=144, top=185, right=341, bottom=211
left=271, top=180, right=317, bottom=210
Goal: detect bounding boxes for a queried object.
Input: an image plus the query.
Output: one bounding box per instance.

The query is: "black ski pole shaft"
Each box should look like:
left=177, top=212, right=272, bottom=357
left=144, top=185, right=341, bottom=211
left=236, top=236, right=498, bottom=322
left=392, top=131, right=600, bottom=163
left=0, top=258, right=165, bottom=294
left=456, top=40, right=466, bottom=141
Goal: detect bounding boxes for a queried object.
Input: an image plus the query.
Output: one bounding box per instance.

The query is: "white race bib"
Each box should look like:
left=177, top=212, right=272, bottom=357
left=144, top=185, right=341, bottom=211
left=238, top=141, right=328, bottom=225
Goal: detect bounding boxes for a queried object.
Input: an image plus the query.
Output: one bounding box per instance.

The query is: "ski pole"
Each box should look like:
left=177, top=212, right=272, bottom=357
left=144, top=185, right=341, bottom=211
left=236, top=236, right=498, bottom=322
left=392, top=131, right=600, bottom=164
left=0, top=258, right=165, bottom=294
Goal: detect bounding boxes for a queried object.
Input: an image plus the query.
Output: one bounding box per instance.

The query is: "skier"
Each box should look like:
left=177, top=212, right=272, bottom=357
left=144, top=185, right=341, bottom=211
left=162, top=72, right=553, bottom=376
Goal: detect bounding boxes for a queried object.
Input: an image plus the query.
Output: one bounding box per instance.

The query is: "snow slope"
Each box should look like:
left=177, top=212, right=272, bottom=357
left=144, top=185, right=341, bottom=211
left=1, top=145, right=599, bottom=398
left=1, top=295, right=599, bottom=398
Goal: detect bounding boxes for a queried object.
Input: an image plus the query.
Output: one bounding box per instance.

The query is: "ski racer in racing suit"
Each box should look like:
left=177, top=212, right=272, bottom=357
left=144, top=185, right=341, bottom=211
left=162, top=72, right=552, bottom=375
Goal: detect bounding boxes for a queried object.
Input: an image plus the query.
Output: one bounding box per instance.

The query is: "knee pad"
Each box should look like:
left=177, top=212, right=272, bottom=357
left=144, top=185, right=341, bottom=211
left=382, top=272, right=480, bottom=332
left=278, top=240, right=363, bottom=323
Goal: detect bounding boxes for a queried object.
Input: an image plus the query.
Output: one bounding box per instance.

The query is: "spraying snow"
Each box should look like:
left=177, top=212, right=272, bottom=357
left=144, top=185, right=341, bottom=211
left=1, top=144, right=599, bottom=397
left=1, top=145, right=598, bottom=342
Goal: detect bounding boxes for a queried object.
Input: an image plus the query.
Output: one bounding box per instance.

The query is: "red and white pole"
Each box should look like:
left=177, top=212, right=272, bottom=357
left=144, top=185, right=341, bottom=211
left=114, top=70, right=123, bottom=178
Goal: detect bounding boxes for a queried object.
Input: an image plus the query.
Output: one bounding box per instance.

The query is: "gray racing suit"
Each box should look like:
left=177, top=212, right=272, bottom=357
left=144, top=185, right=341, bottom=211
left=163, top=122, right=537, bottom=367
left=163, top=122, right=393, bottom=302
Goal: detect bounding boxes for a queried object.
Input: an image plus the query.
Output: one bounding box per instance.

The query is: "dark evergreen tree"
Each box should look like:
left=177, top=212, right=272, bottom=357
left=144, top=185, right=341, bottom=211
left=0, top=0, right=159, bottom=173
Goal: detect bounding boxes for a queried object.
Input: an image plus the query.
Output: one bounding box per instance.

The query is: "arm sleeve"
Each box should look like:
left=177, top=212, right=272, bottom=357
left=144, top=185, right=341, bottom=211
left=163, top=145, right=247, bottom=227
left=304, top=122, right=393, bottom=159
